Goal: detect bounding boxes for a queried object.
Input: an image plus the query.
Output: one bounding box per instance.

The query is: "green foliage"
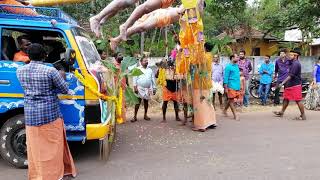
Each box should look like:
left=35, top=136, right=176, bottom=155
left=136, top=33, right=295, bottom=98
left=60, top=0, right=320, bottom=56
left=209, top=36, right=233, bottom=56
left=95, top=39, right=109, bottom=51
left=128, top=68, right=144, bottom=77
left=124, top=87, right=140, bottom=106
left=120, top=56, right=137, bottom=72
left=101, top=60, right=117, bottom=72
left=205, top=0, right=247, bottom=34
left=100, top=57, right=142, bottom=105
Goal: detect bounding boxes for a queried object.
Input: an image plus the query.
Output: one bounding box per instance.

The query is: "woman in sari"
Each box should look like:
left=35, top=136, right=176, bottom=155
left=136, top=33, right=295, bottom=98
left=191, top=42, right=217, bottom=132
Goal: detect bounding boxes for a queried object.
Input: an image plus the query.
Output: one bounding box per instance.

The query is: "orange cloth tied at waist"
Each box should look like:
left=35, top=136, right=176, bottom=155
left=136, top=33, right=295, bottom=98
left=161, top=0, right=175, bottom=8
left=1, top=0, right=38, bottom=16
left=163, top=86, right=178, bottom=101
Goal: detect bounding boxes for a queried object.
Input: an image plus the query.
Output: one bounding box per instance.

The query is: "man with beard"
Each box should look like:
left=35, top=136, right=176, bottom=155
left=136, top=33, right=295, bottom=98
left=132, top=56, right=156, bottom=122
left=223, top=54, right=241, bottom=121
left=238, top=49, right=252, bottom=107
left=273, top=49, right=306, bottom=120
left=274, top=48, right=289, bottom=105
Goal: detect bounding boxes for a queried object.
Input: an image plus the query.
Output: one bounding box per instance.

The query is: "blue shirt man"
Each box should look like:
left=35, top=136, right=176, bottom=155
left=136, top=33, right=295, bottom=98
left=223, top=54, right=241, bottom=121
left=224, top=62, right=240, bottom=91
left=258, top=55, right=274, bottom=105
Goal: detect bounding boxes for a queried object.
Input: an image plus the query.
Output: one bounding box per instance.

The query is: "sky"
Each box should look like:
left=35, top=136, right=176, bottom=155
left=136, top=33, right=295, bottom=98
left=247, top=0, right=257, bottom=6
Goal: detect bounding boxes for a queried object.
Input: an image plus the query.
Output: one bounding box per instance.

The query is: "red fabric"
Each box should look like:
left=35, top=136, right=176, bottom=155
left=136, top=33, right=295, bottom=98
left=283, top=85, right=302, bottom=101
left=163, top=87, right=177, bottom=101
left=227, top=88, right=240, bottom=99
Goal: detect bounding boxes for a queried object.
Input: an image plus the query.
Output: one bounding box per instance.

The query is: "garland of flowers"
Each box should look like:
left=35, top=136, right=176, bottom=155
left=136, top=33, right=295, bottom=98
left=156, top=68, right=166, bottom=87
left=74, top=70, right=123, bottom=124
left=116, top=87, right=123, bottom=124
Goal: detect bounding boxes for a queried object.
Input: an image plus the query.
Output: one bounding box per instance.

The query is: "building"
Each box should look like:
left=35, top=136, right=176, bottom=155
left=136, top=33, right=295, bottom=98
left=284, top=28, right=320, bottom=56
left=217, top=28, right=280, bottom=56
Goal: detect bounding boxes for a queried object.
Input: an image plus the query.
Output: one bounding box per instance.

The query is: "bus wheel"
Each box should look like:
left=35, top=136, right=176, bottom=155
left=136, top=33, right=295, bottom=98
left=0, top=115, right=28, bottom=168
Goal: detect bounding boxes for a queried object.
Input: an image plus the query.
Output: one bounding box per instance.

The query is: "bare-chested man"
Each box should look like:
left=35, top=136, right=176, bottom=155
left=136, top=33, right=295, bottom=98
left=89, top=0, right=175, bottom=38
left=89, top=0, right=138, bottom=37
left=109, top=6, right=184, bottom=51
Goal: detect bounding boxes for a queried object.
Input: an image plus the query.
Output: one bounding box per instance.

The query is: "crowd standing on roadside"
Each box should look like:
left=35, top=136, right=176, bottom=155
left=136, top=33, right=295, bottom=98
left=125, top=44, right=320, bottom=132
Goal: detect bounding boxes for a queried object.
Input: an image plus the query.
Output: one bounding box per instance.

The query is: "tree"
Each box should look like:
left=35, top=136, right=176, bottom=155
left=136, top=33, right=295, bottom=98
left=205, top=0, right=247, bottom=36
left=254, top=0, right=320, bottom=55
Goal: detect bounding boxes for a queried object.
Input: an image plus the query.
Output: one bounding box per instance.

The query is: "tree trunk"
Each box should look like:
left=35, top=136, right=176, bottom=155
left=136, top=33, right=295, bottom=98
left=165, top=27, right=168, bottom=57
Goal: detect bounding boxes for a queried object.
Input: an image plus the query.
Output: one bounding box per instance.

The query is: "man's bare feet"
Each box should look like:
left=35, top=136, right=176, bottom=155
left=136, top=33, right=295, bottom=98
left=222, top=110, right=228, bottom=116
left=119, top=24, right=127, bottom=41
left=144, top=115, right=151, bottom=121
left=89, top=16, right=101, bottom=38
left=109, top=38, right=120, bottom=52
left=176, top=117, right=181, bottom=121
left=130, top=117, right=137, bottom=123
left=161, top=119, right=167, bottom=123
left=234, top=115, right=240, bottom=121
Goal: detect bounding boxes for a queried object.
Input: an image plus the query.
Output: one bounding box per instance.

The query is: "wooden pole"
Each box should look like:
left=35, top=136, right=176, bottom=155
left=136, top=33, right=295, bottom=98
left=165, top=26, right=168, bottom=58
left=140, top=32, right=145, bottom=55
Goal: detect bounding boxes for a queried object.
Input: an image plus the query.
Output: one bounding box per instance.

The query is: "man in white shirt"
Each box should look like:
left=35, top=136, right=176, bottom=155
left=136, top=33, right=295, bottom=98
left=132, top=56, right=156, bottom=122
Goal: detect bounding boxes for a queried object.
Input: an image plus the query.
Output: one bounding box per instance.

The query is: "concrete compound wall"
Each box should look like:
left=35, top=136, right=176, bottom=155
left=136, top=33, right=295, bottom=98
left=147, top=56, right=318, bottom=79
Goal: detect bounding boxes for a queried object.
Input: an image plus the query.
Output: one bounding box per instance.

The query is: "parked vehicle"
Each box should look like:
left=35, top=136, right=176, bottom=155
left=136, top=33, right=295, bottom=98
left=249, top=75, right=310, bottom=100
left=0, top=5, right=115, bottom=168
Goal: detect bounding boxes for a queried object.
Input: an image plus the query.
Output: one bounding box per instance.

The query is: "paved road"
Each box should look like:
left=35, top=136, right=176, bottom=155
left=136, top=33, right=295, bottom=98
left=0, top=106, right=320, bottom=180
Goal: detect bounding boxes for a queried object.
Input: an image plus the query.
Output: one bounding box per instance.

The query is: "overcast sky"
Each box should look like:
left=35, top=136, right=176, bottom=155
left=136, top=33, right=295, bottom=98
left=247, top=0, right=257, bottom=6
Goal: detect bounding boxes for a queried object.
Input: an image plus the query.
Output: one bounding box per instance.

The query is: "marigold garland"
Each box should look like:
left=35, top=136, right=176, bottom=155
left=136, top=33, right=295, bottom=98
left=156, top=68, right=166, bottom=87
left=74, top=70, right=123, bottom=124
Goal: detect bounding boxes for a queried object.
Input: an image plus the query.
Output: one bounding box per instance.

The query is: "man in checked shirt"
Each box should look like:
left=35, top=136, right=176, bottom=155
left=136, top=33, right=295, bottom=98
left=17, top=43, right=76, bottom=180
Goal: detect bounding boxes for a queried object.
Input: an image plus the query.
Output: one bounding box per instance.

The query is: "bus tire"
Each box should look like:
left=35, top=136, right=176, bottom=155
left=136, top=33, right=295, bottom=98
left=0, top=114, right=28, bottom=168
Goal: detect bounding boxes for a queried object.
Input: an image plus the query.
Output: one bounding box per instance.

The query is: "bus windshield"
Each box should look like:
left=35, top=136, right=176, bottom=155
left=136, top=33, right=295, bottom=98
left=72, top=27, right=100, bottom=68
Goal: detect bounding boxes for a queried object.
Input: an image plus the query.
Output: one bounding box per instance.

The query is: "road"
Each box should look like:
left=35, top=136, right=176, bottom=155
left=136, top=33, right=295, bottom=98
left=0, top=106, right=320, bottom=180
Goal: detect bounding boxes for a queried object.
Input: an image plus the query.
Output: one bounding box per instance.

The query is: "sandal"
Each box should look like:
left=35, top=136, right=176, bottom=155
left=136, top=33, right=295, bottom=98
left=192, top=127, right=206, bottom=132
left=208, top=124, right=217, bottom=129
left=130, top=118, right=137, bottom=123
left=273, top=111, right=284, bottom=117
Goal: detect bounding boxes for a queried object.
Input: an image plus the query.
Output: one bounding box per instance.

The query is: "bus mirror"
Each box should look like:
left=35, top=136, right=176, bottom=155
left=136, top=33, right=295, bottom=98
left=65, top=48, right=76, bottom=65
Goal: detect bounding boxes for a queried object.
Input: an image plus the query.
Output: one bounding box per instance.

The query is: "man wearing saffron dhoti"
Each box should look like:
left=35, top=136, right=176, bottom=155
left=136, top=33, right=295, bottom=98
left=17, top=43, right=76, bottom=180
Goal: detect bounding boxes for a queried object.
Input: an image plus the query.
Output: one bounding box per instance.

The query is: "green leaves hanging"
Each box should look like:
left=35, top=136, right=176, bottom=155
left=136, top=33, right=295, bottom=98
left=120, top=56, right=138, bottom=73
left=124, top=87, right=139, bottom=106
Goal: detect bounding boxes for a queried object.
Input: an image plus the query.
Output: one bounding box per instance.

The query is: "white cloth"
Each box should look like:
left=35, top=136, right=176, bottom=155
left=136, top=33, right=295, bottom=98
left=133, top=66, right=156, bottom=99
left=304, top=83, right=320, bottom=110
left=211, top=81, right=224, bottom=94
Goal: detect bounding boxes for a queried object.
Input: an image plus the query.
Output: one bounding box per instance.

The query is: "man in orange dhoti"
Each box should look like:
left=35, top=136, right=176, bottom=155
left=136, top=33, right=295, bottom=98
left=161, top=61, right=181, bottom=123
left=16, top=44, right=76, bottom=180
